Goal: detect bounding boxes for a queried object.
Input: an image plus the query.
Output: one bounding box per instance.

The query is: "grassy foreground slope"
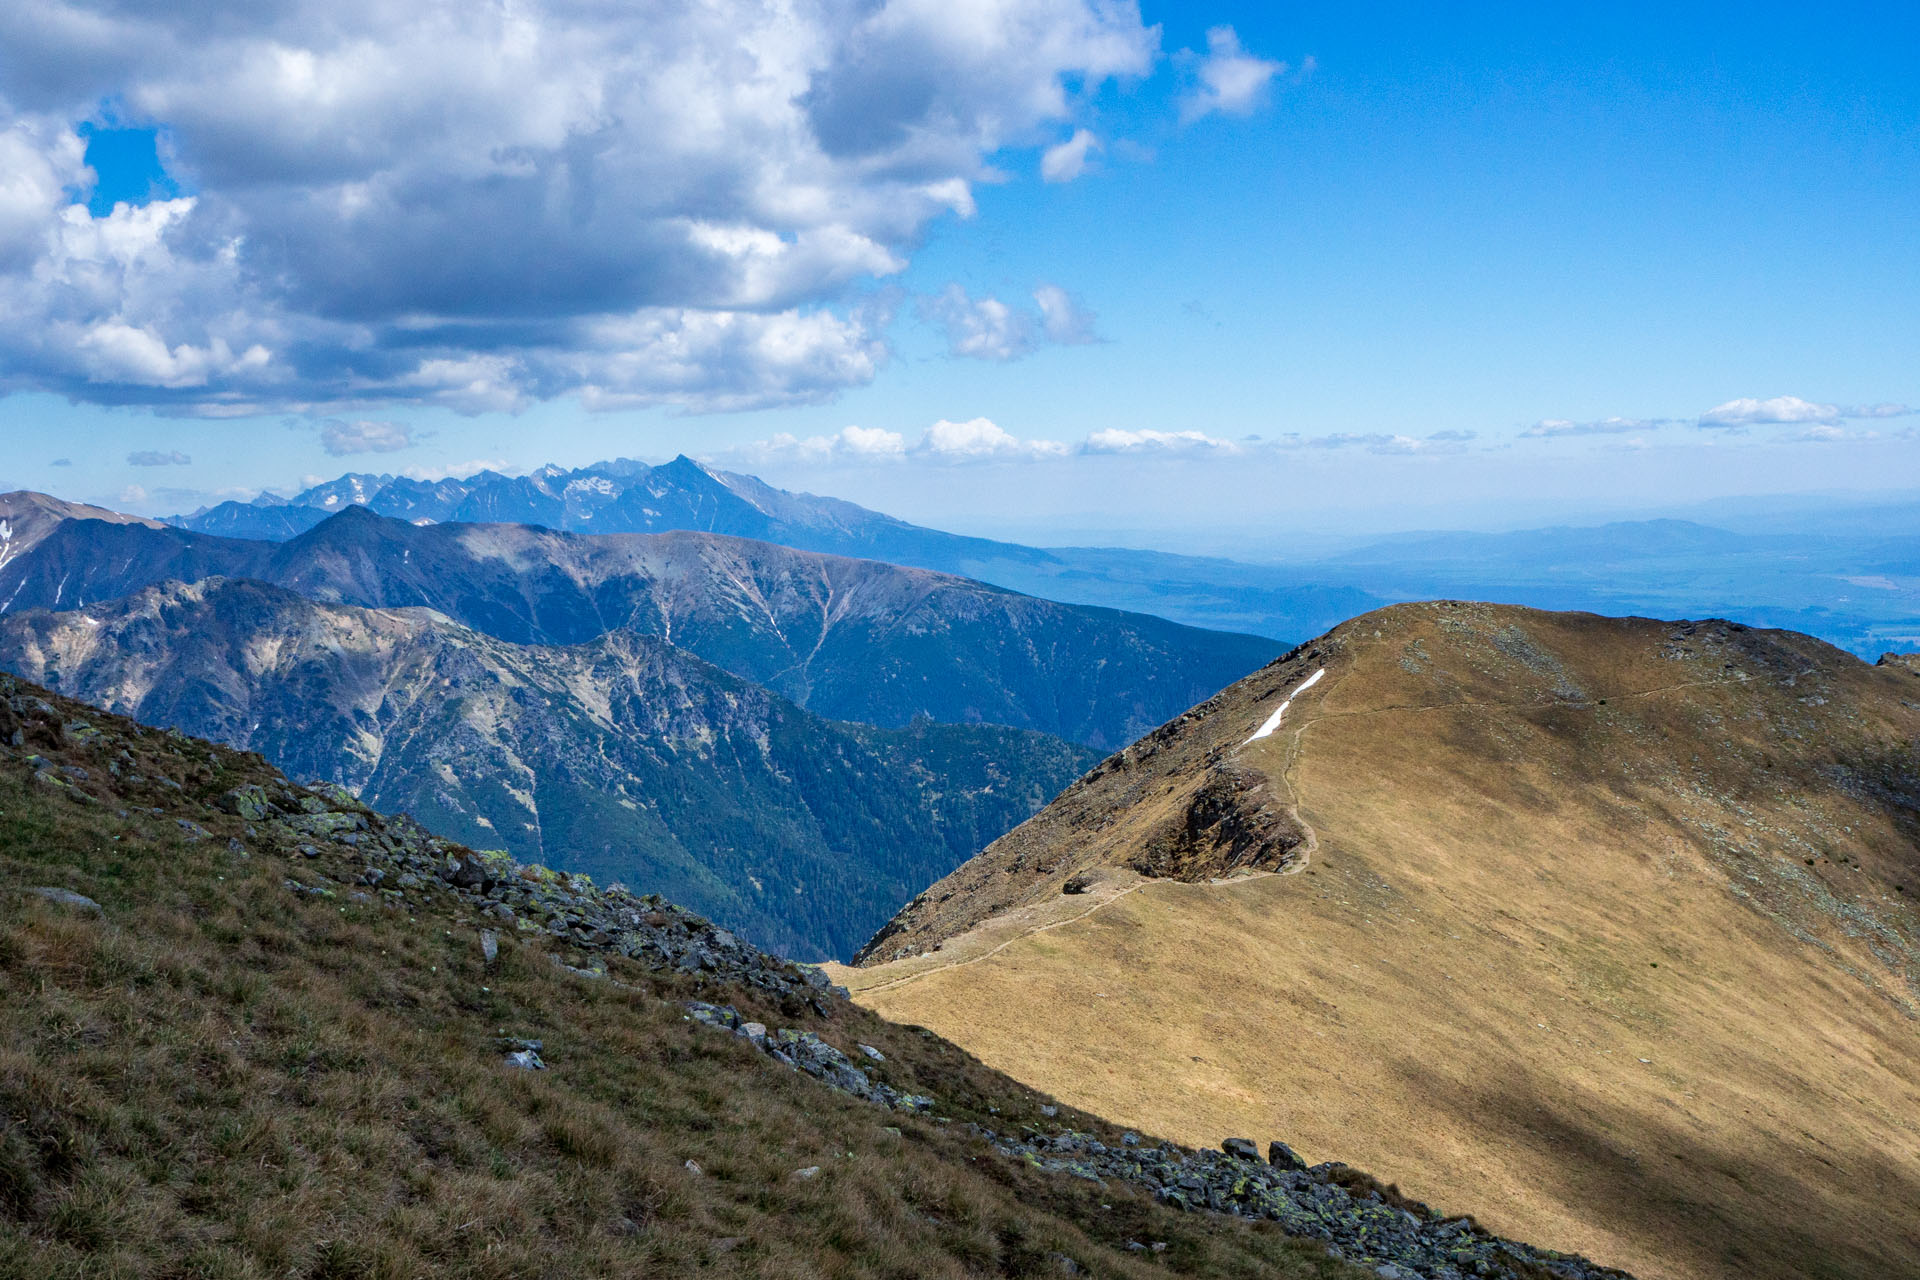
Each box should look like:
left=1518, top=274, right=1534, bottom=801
left=1, top=672, right=1628, bottom=1280
left=843, top=602, right=1920, bottom=1280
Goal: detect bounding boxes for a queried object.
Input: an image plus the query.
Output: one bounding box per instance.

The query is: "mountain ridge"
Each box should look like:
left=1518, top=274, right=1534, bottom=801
left=1, top=492, right=1282, bottom=750
left=0, top=575, right=1100, bottom=959
left=0, top=665, right=1633, bottom=1279
left=840, top=601, right=1920, bottom=1280
left=163, top=460, right=1387, bottom=644
left=163, top=459, right=1920, bottom=660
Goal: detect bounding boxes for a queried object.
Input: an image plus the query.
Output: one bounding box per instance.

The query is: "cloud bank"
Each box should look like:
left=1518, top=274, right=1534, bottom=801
left=1697, top=395, right=1913, bottom=428
left=725, top=420, right=1482, bottom=466
left=1517, top=397, right=1911, bottom=441
left=0, top=0, right=1165, bottom=415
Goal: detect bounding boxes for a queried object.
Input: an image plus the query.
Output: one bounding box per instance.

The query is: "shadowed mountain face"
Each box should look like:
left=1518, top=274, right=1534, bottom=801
left=0, top=578, right=1098, bottom=959
left=841, top=602, right=1920, bottom=1280
left=0, top=494, right=179, bottom=600
left=0, top=495, right=1282, bottom=751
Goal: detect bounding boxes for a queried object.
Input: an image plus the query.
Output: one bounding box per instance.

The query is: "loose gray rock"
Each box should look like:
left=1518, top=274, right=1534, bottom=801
left=25, top=886, right=102, bottom=915
left=214, top=785, right=274, bottom=821
left=479, top=929, right=499, bottom=965
left=791, top=1166, right=820, bottom=1180
left=503, top=1049, right=546, bottom=1070
left=1222, top=1137, right=1260, bottom=1161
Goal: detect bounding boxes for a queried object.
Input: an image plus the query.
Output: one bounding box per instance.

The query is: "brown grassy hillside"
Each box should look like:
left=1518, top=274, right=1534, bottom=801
left=841, top=602, right=1920, bottom=1280
left=14, top=668, right=1615, bottom=1280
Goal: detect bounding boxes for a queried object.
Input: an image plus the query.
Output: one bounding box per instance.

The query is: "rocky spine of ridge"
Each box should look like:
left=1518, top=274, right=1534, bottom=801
left=0, top=670, right=1630, bottom=1280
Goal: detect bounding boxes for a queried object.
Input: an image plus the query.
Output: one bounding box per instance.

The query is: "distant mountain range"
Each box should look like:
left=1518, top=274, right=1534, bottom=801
left=0, top=577, right=1096, bottom=959
left=5, top=494, right=1280, bottom=750
left=0, top=489, right=1281, bottom=956
left=166, top=456, right=1387, bottom=644
left=164, top=457, right=1920, bottom=659
left=173, top=456, right=1027, bottom=569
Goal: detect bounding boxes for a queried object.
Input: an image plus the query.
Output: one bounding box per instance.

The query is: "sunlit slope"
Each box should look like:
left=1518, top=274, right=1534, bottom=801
left=842, top=602, right=1920, bottom=1280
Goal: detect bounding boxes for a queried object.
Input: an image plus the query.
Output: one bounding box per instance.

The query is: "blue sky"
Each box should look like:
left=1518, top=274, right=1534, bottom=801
left=0, top=1, right=1914, bottom=547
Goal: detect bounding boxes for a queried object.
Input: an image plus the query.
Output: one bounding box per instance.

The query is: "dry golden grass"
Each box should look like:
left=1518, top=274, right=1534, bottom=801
left=847, top=603, right=1920, bottom=1280
left=0, top=681, right=1371, bottom=1280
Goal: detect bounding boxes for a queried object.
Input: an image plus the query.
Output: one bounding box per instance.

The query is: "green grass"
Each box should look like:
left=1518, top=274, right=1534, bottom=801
left=0, top=684, right=1364, bottom=1279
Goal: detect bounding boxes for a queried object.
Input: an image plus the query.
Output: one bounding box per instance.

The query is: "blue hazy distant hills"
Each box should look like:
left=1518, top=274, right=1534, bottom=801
left=1322, top=518, right=1920, bottom=657
left=169, top=464, right=1920, bottom=659
left=167, top=456, right=1386, bottom=644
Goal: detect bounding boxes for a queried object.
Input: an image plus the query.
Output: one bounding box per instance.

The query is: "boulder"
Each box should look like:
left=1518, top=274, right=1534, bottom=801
left=1222, top=1137, right=1260, bottom=1162
left=1267, top=1140, right=1308, bottom=1172
left=214, top=785, right=274, bottom=821
left=25, top=886, right=102, bottom=915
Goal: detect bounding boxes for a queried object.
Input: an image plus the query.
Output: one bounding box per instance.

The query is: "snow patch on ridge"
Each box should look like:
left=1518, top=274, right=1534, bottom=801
left=1244, top=668, right=1324, bottom=743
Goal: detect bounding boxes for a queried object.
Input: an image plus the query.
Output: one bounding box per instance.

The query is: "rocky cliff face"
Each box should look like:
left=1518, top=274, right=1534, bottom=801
left=0, top=577, right=1098, bottom=959
left=844, top=602, right=1920, bottom=1280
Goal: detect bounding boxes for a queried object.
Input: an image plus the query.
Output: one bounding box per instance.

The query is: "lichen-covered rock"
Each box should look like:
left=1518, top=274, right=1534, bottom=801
left=1268, top=1140, right=1308, bottom=1171
left=214, top=784, right=274, bottom=821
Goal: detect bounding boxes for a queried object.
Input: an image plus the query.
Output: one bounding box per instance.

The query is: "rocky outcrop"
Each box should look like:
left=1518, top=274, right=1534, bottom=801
left=1130, top=762, right=1310, bottom=880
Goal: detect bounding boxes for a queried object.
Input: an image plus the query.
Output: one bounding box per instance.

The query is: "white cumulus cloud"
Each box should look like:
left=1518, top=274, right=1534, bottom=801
left=926, top=287, right=1036, bottom=361
left=1179, top=26, right=1285, bottom=123
left=320, top=419, right=416, bottom=455
left=725, top=417, right=1068, bottom=465
left=728, top=425, right=910, bottom=465
left=927, top=283, right=1098, bottom=360
left=1034, top=284, right=1098, bottom=345
left=1040, top=128, right=1102, bottom=182
left=1274, top=430, right=1474, bottom=454
left=1698, top=395, right=1841, bottom=428
left=915, top=418, right=1069, bottom=461
left=1081, top=427, right=1236, bottom=454
left=0, top=0, right=1159, bottom=414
